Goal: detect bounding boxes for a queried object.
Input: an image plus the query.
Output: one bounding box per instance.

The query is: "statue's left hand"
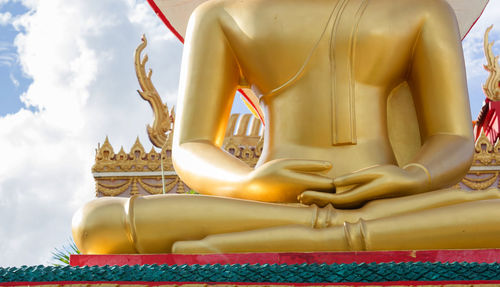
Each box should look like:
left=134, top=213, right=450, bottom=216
left=298, top=165, right=429, bottom=208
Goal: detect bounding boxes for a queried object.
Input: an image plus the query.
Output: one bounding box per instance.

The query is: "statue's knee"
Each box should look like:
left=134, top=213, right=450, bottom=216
left=72, top=197, right=136, bottom=254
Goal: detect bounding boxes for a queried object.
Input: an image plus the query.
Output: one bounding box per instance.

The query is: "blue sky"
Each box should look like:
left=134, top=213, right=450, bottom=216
left=0, top=0, right=499, bottom=267
left=0, top=1, right=32, bottom=115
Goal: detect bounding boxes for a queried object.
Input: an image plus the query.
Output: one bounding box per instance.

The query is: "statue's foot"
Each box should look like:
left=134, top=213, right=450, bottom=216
left=72, top=197, right=137, bottom=254
left=172, top=225, right=350, bottom=254
left=172, top=239, right=219, bottom=254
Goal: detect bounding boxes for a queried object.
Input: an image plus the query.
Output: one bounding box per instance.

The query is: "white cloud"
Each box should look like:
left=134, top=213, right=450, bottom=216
left=0, top=0, right=182, bottom=267
left=0, top=11, right=11, bottom=25
left=9, top=72, right=18, bottom=86
left=0, top=41, right=17, bottom=67
left=0, top=0, right=9, bottom=8
left=0, top=54, right=16, bottom=67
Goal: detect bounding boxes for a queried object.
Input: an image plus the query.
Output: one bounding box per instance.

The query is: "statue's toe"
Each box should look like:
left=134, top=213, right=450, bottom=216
left=172, top=239, right=219, bottom=254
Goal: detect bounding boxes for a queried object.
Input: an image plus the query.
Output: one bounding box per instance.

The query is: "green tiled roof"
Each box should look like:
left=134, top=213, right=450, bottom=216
left=1, top=263, right=500, bottom=283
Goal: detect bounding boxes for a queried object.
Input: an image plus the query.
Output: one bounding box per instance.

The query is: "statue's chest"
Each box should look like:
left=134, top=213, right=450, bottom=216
left=229, top=0, right=417, bottom=145
left=321, top=0, right=369, bottom=145
left=231, top=0, right=416, bottom=84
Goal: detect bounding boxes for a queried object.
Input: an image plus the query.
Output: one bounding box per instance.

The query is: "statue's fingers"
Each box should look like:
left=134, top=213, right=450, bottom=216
left=282, top=159, right=332, bottom=172
left=285, top=171, right=334, bottom=191
left=327, top=181, right=386, bottom=208
left=298, top=190, right=335, bottom=207
left=333, top=170, right=379, bottom=187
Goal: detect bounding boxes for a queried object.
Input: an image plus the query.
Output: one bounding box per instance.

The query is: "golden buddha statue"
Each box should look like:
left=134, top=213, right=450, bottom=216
left=72, top=0, right=500, bottom=254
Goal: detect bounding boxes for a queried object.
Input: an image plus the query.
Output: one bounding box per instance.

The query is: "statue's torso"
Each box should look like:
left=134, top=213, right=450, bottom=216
left=219, top=0, right=440, bottom=176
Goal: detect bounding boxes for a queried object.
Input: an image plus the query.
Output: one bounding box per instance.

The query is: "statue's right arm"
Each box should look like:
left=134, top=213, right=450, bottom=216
left=172, top=2, right=333, bottom=203
left=300, top=0, right=474, bottom=208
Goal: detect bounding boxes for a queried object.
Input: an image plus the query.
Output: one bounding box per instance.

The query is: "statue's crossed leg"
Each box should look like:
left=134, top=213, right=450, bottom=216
left=73, top=188, right=500, bottom=254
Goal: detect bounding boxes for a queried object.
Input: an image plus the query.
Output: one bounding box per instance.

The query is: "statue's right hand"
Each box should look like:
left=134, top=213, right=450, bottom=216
left=243, top=159, right=334, bottom=202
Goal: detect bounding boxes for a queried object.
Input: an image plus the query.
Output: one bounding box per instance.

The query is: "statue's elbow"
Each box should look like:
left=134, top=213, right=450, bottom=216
left=462, top=137, right=475, bottom=172
left=171, top=140, right=199, bottom=188
left=171, top=141, right=185, bottom=180
left=452, top=135, right=475, bottom=183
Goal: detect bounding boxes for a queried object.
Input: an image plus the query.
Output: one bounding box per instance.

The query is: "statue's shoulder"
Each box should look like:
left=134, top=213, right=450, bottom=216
left=385, top=0, right=452, bottom=9
left=370, top=0, right=453, bottom=16
left=189, top=0, right=254, bottom=18
left=369, top=0, right=457, bottom=31
left=403, top=0, right=459, bottom=35
left=187, top=0, right=233, bottom=29
left=396, top=0, right=455, bottom=19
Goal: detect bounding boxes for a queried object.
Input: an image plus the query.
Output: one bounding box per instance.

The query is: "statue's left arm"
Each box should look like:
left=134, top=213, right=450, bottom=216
left=396, top=0, right=474, bottom=190
left=301, top=0, right=474, bottom=208
left=173, top=2, right=333, bottom=202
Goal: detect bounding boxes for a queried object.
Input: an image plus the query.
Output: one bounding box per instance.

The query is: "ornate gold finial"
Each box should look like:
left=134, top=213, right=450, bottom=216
left=135, top=34, right=175, bottom=148
left=474, top=129, right=494, bottom=165
left=95, top=136, right=115, bottom=161
left=483, top=25, right=500, bottom=101
left=130, top=136, right=146, bottom=160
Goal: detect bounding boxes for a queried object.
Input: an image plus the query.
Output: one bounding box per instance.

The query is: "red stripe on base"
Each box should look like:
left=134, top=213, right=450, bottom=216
left=147, top=0, right=185, bottom=43
left=70, top=249, right=500, bottom=267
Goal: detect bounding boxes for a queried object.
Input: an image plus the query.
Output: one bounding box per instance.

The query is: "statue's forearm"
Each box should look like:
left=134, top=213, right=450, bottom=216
left=405, top=0, right=473, bottom=192
left=173, top=142, right=334, bottom=202
left=407, top=134, right=474, bottom=191
left=173, top=141, right=253, bottom=198
left=172, top=6, right=253, bottom=199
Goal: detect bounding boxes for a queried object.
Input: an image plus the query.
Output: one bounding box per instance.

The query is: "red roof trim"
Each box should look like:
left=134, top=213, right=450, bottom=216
left=239, top=89, right=265, bottom=124
left=147, top=0, right=185, bottom=43
left=462, top=0, right=490, bottom=40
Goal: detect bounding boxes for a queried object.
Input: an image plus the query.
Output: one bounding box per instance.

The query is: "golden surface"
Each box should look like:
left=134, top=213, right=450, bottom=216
left=172, top=0, right=473, bottom=204
left=74, top=1, right=500, bottom=253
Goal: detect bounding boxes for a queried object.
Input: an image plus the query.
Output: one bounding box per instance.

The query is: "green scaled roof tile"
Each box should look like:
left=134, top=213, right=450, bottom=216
left=1, top=262, right=500, bottom=283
